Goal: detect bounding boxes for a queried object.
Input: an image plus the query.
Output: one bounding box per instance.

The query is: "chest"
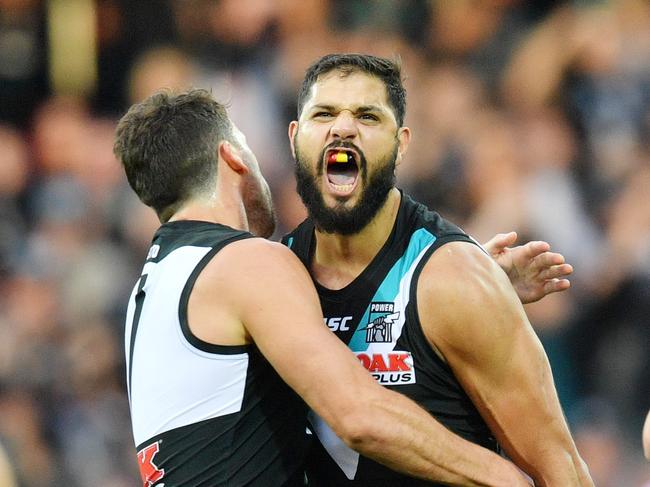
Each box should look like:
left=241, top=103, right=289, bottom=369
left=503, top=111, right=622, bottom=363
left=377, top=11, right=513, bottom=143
left=317, top=256, right=422, bottom=387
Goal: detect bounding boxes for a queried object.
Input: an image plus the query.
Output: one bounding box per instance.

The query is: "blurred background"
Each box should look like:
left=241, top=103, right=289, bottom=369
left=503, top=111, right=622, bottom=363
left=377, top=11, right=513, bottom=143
left=0, top=0, right=648, bottom=485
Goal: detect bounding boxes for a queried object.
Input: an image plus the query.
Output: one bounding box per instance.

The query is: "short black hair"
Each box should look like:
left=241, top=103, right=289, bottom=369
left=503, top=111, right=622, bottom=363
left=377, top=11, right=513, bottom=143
left=297, top=53, right=406, bottom=126
left=114, top=89, right=232, bottom=222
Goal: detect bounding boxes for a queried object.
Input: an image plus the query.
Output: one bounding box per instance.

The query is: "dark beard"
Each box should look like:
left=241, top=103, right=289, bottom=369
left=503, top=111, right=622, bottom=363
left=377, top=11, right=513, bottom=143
left=294, top=144, right=397, bottom=235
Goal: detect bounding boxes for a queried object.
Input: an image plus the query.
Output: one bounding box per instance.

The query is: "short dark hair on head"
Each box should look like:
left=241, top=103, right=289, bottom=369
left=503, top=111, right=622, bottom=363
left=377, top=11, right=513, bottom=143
left=114, top=88, right=232, bottom=222
left=297, top=53, right=406, bottom=127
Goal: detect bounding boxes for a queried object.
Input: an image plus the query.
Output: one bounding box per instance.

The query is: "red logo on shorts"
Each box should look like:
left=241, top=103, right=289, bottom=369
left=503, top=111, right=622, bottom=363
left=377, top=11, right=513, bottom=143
left=137, top=441, right=165, bottom=487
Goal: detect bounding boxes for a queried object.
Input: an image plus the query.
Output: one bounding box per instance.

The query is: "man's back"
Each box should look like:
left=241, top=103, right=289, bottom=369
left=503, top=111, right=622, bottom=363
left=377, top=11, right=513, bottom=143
left=126, top=221, right=307, bottom=487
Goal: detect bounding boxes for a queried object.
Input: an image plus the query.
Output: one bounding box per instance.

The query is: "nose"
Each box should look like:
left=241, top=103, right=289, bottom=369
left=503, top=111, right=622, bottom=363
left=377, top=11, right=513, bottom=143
left=330, top=111, right=357, bottom=140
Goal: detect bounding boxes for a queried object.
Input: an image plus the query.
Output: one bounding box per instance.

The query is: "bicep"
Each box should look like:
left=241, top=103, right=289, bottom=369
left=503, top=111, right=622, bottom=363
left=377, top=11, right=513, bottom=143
left=438, top=280, right=549, bottom=400
left=231, top=243, right=376, bottom=425
left=419, top=244, right=570, bottom=470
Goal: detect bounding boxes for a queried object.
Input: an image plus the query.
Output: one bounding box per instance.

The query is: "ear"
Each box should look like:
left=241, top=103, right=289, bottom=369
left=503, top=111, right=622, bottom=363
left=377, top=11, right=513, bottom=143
left=218, top=141, right=249, bottom=175
left=288, top=121, right=298, bottom=159
left=395, top=127, right=411, bottom=167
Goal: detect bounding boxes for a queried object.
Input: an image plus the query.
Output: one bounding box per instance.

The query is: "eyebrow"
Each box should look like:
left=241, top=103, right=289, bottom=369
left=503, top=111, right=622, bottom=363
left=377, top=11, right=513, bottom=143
left=311, top=104, right=384, bottom=114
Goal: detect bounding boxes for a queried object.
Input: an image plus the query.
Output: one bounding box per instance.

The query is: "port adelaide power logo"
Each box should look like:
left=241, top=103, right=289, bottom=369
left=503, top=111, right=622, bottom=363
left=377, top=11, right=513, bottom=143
left=363, top=302, right=399, bottom=343
left=356, top=302, right=416, bottom=385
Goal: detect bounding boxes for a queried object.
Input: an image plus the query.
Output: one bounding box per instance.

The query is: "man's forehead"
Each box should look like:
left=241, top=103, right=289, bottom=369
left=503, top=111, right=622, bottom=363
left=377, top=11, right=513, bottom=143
left=306, top=70, right=390, bottom=109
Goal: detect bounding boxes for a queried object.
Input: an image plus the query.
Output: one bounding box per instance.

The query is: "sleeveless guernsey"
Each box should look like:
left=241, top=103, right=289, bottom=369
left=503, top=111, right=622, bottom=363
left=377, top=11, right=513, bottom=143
left=283, top=193, right=499, bottom=486
left=126, top=221, right=307, bottom=487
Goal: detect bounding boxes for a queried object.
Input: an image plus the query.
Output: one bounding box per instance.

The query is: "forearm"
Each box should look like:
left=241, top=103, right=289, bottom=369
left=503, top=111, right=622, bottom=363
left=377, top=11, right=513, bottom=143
left=504, top=372, right=592, bottom=485
left=487, top=397, right=593, bottom=487
left=526, top=454, right=592, bottom=487
left=345, top=390, right=529, bottom=487
left=525, top=449, right=592, bottom=487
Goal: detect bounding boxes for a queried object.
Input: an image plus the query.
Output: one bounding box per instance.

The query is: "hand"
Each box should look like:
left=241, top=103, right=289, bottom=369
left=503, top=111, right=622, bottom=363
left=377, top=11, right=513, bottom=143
left=482, top=232, right=573, bottom=304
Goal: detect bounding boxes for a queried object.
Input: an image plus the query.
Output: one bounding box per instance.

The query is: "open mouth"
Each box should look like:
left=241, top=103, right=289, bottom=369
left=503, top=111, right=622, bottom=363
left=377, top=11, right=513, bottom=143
left=324, top=148, right=360, bottom=192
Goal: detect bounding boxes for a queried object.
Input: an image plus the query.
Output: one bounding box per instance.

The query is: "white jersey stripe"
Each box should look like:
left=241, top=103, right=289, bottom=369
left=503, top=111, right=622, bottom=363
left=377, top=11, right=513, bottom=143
left=126, top=246, right=249, bottom=446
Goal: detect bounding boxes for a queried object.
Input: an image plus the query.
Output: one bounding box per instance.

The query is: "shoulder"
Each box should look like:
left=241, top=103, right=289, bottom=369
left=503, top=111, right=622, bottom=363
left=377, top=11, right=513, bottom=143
left=419, top=241, right=505, bottom=322
left=205, top=237, right=307, bottom=281
left=417, top=241, right=527, bottom=361
left=420, top=240, right=500, bottom=293
left=193, top=237, right=315, bottom=316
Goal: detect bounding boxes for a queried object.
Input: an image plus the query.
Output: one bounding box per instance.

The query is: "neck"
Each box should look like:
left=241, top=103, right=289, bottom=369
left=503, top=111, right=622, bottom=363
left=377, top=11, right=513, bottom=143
left=311, top=188, right=401, bottom=289
left=168, top=194, right=249, bottom=232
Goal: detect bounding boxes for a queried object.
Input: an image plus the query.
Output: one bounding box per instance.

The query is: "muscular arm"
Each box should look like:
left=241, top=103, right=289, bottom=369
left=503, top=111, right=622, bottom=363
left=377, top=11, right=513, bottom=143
left=418, top=242, right=593, bottom=486
left=195, top=238, right=528, bottom=486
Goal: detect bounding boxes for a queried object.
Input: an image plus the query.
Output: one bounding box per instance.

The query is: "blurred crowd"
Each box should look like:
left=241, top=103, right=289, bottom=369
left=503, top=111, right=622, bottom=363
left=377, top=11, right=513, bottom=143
left=0, top=0, right=649, bottom=485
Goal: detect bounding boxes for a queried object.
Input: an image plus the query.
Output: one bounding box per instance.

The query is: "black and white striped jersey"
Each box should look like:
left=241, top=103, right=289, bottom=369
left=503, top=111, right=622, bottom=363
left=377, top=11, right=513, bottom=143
left=283, top=192, right=499, bottom=486
left=125, top=220, right=308, bottom=487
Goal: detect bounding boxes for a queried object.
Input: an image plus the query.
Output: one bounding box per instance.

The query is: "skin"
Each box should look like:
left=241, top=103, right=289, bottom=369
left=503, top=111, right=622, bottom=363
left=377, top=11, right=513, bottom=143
left=289, top=69, right=593, bottom=486
left=418, top=243, right=591, bottom=486
left=483, top=231, right=573, bottom=304
left=289, top=72, right=410, bottom=287
left=0, top=444, right=16, bottom=487
left=168, top=122, right=530, bottom=486
left=643, top=411, right=650, bottom=460
left=289, top=71, right=573, bottom=299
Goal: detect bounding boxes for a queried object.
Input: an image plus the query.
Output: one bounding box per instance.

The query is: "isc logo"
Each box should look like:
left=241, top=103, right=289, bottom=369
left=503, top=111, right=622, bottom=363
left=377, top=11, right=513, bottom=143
left=324, top=316, right=353, bottom=332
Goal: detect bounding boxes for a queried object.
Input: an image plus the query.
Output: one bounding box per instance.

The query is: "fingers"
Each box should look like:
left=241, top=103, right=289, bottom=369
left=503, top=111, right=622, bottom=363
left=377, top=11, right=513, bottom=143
left=526, top=252, right=573, bottom=280
left=520, top=240, right=552, bottom=260
left=539, top=263, right=573, bottom=281
left=483, top=231, right=518, bottom=254
left=543, top=278, right=571, bottom=295
left=497, top=231, right=518, bottom=247
left=535, top=251, right=567, bottom=268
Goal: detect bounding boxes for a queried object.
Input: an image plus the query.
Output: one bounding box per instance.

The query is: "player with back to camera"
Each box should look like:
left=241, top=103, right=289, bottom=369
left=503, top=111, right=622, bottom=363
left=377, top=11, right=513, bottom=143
left=284, top=53, right=594, bottom=486
left=114, top=88, right=534, bottom=486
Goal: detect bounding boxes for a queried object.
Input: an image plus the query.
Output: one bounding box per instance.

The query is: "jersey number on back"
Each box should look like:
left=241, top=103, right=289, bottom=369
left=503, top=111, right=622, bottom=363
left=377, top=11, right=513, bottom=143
left=128, top=274, right=148, bottom=404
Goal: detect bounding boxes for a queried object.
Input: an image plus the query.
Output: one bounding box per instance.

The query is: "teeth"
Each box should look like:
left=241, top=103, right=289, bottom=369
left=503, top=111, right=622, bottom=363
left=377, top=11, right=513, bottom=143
left=331, top=183, right=354, bottom=191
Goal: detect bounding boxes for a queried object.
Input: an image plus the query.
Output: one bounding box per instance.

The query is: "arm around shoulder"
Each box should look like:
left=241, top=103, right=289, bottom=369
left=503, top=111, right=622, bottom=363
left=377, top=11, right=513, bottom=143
left=218, top=239, right=530, bottom=486
left=216, top=238, right=393, bottom=441
left=418, top=241, right=593, bottom=486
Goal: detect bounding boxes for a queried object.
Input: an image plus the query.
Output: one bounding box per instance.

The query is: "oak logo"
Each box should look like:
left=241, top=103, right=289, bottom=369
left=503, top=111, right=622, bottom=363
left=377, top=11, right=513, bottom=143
left=355, top=351, right=416, bottom=385
left=137, top=441, right=165, bottom=487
